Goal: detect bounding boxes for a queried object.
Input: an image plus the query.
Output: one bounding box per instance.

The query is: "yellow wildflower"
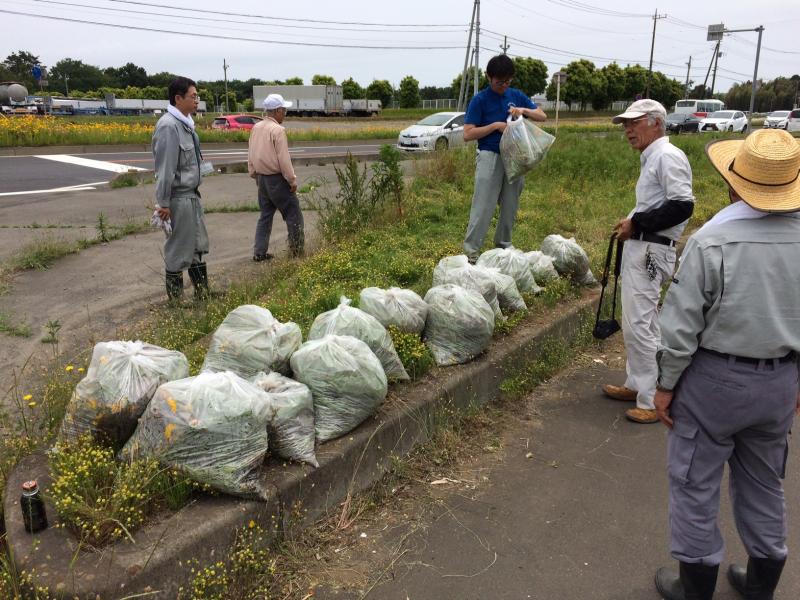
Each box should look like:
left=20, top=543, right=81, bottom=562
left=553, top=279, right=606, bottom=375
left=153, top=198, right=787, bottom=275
left=65, top=365, right=74, bottom=372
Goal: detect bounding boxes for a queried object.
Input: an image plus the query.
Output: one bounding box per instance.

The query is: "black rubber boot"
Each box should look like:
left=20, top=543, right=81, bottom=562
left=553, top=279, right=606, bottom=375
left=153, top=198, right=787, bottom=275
left=655, top=562, right=719, bottom=600
left=728, top=557, right=786, bottom=599
left=187, top=262, right=209, bottom=300
left=165, top=270, right=183, bottom=300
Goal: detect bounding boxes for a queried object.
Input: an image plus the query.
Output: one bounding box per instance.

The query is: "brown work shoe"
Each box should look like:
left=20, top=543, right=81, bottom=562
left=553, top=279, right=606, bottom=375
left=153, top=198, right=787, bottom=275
left=625, top=408, right=658, bottom=424
left=602, top=384, right=638, bottom=402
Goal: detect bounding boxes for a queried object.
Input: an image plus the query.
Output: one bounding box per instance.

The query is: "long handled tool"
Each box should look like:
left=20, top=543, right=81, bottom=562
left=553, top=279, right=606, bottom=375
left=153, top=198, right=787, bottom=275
left=592, top=234, right=624, bottom=339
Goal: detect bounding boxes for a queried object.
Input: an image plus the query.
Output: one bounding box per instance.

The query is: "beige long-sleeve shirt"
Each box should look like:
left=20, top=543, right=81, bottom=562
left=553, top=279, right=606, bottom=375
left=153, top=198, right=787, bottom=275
left=247, top=117, right=296, bottom=185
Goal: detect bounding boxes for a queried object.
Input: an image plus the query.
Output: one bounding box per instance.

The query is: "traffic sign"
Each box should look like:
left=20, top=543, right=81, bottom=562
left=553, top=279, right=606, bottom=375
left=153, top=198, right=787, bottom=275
left=31, top=65, right=42, bottom=80
left=707, top=24, right=724, bottom=41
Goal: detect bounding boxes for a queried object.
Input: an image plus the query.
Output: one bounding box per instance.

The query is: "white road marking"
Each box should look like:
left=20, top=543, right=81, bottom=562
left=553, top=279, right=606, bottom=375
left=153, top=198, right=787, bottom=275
left=34, top=154, right=146, bottom=173
left=0, top=181, right=107, bottom=198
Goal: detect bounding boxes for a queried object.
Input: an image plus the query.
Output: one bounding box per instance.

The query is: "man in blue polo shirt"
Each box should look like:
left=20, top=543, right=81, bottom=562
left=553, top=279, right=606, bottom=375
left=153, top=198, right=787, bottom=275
left=463, top=54, right=546, bottom=262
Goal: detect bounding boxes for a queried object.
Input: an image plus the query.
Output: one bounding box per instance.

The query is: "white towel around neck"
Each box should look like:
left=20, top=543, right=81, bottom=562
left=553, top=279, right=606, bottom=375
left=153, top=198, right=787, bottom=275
left=167, top=104, right=195, bottom=130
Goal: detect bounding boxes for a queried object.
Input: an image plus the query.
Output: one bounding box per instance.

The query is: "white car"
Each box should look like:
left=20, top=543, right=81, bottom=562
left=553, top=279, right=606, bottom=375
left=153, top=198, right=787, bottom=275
left=787, top=109, right=800, bottom=133
left=397, top=111, right=466, bottom=152
left=763, top=110, right=790, bottom=129
left=699, top=110, right=748, bottom=133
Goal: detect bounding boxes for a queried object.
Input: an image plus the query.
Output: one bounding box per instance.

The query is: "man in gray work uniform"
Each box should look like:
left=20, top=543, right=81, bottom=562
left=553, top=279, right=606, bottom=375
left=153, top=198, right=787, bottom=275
left=653, top=128, right=800, bottom=600
left=153, top=76, right=209, bottom=300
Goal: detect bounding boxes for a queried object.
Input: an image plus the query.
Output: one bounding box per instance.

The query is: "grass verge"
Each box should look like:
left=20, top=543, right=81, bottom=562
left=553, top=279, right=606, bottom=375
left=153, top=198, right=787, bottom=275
left=0, top=130, right=731, bottom=595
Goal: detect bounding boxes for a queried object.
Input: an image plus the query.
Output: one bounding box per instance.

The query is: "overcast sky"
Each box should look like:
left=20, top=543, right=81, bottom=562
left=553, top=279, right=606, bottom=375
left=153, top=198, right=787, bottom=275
left=3, top=0, right=798, bottom=93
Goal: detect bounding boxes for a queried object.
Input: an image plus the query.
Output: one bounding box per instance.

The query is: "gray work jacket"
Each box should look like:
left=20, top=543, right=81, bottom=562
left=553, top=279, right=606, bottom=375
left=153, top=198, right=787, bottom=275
left=657, top=213, right=800, bottom=389
left=152, top=113, right=201, bottom=208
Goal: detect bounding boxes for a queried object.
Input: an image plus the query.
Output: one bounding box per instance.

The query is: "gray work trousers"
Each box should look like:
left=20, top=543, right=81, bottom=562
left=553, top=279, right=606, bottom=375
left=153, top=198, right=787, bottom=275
left=254, top=174, right=304, bottom=257
left=462, top=150, right=525, bottom=259
left=668, top=349, right=798, bottom=566
left=164, top=195, right=208, bottom=272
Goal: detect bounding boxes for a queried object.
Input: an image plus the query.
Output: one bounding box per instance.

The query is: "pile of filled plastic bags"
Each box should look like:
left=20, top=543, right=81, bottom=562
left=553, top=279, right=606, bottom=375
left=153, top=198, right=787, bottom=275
left=423, top=284, right=495, bottom=366
left=476, top=247, right=541, bottom=294
left=308, top=297, right=408, bottom=381
left=290, top=335, right=388, bottom=443
left=202, top=305, right=302, bottom=378
left=60, top=341, right=189, bottom=449
left=524, top=250, right=560, bottom=284
left=121, top=371, right=273, bottom=499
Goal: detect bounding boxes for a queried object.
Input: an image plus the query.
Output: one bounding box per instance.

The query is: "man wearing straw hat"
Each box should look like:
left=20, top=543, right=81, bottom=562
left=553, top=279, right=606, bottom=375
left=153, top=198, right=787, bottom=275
left=653, top=128, right=800, bottom=600
left=602, top=99, right=696, bottom=424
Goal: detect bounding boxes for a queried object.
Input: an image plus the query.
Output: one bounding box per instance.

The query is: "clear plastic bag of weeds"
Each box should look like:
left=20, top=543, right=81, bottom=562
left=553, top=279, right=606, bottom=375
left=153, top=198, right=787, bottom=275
left=423, top=284, right=495, bottom=366
left=540, top=234, right=597, bottom=286
left=476, top=247, right=540, bottom=294
left=60, top=340, right=189, bottom=449
left=359, top=287, right=428, bottom=335
left=121, top=371, right=273, bottom=499
left=432, top=255, right=502, bottom=321
left=476, top=266, right=527, bottom=312
left=290, top=335, right=388, bottom=443
left=308, top=296, right=408, bottom=381
left=251, top=371, right=318, bottom=468
left=523, top=250, right=560, bottom=284
left=499, top=115, right=555, bottom=183
left=202, top=304, right=302, bottom=379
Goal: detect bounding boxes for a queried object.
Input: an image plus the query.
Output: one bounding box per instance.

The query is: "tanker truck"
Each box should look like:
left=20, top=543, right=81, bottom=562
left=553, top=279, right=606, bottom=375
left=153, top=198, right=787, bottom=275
left=0, top=82, right=36, bottom=115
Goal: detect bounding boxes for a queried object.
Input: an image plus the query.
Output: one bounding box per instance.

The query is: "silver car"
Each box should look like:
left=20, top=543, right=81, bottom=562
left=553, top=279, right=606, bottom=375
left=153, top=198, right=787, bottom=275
left=397, top=112, right=466, bottom=152
left=764, top=110, right=790, bottom=129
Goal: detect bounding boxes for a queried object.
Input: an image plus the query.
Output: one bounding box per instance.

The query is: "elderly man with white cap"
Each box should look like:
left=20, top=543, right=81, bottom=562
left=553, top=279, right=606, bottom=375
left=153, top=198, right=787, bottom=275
left=248, top=93, right=304, bottom=261
left=601, top=99, right=695, bottom=424
left=652, top=128, right=800, bottom=600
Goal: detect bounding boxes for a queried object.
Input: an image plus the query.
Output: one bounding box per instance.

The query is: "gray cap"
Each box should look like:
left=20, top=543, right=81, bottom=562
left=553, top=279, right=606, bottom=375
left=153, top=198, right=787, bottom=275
left=612, top=99, right=667, bottom=124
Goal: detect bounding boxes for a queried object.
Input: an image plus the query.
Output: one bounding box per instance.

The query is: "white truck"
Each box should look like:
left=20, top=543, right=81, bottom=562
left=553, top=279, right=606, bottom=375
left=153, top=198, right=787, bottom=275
left=252, top=85, right=381, bottom=116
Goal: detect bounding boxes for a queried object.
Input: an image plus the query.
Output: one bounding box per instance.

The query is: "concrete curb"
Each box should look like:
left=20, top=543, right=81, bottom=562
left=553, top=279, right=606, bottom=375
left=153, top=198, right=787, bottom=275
left=3, top=291, right=597, bottom=598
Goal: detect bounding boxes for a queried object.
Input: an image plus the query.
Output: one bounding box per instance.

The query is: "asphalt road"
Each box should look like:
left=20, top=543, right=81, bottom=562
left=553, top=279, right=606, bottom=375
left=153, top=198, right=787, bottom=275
left=0, top=142, right=388, bottom=196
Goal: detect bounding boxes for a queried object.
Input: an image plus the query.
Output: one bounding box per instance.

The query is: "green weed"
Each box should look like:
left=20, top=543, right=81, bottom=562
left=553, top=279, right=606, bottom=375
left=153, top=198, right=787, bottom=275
left=109, top=172, right=139, bottom=188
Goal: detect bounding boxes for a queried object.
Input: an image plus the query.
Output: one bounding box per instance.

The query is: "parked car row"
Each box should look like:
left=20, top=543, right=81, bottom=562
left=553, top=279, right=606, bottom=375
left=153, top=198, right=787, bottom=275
left=765, top=109, right=800, bottom=132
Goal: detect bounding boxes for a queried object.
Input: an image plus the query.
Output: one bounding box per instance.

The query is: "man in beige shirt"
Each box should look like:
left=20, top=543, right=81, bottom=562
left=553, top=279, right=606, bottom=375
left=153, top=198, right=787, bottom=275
left=248, top=93, right=304, bottom=260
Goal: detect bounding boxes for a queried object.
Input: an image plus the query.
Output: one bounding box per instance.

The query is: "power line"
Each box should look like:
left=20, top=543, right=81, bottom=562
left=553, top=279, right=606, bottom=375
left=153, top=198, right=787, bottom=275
left=485, top=0, right=648, bottom=36
left=728, top=33, right=800, bottom=56
left=544, top=0, right=650, bottom=18
left=103, top=0, right=466, bottom=27
left=26, top=0, right=468, bottom=33
left=0, top=8, right=466, bottom=48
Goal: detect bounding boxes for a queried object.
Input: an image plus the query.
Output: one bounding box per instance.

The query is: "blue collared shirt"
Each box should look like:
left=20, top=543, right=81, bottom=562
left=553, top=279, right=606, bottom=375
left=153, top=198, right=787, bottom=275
left=465, top=86, right=536, bottom=153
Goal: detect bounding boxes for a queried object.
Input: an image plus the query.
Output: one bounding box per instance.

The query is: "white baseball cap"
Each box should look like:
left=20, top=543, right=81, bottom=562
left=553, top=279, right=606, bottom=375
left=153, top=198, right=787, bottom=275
left=612, top=99, right=667, bottom=124
left=263, top=94, right=292, bottom=110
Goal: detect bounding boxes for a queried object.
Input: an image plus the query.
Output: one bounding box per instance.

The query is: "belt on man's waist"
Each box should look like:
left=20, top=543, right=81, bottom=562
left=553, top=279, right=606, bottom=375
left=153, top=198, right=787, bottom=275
left=700, top=347, right=797, bottom=366
left=632, top=232, right=676, bottom=246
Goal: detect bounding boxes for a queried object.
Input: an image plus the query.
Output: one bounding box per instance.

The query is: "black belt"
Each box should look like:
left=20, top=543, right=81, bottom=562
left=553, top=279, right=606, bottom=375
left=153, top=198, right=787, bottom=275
left=633, top=232, right=676, bottom=247
left=700, top=347, right=797, bottom=365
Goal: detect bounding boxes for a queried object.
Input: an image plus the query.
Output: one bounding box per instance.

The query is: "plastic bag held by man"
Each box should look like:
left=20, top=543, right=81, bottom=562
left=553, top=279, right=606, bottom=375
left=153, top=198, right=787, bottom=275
left=251, top=371, right=318, bottom=468
left=423, top=284, right=495, bottom=366
left=202, top=304, right=302, bottom=378
left=60, top=340, right=189, bottom=449
left=499, top=115, right=555, bottom=183
left=308, top=296, right=409, bottom=381
left=432, top=255, right=502, bottom=320
left=540, top=234, right=598, bottom=286
left=290, top=335, right=388, bottom=443
left=359, top=287, right=429, bottom=335
left=121, top=371, right=273, bottom=499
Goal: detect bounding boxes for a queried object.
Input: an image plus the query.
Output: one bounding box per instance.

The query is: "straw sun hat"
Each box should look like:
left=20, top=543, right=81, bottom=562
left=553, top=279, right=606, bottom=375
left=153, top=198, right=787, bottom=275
left=706, top=128, right=800, bottom=212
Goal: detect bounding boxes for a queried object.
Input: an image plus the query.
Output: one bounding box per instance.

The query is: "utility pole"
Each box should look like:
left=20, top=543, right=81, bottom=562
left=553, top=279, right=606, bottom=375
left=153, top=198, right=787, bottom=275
left=458, top=1, right=477, bottom=111
left=474, top=0, right=481, bottom=98
left=645, top=9, right=667, bottom=98
left=701, top=40, right=719, bottom=99
left=710, top=46, right=722, bottom=96
left=64, top=74, right=69, bottom=97
left=500, top=35, right=509, bottom=54
left=748, top=26, right=764, bottom=126
left=684, top=56, right=691, bottom=99
left=223, top=58, right=230, bottom=114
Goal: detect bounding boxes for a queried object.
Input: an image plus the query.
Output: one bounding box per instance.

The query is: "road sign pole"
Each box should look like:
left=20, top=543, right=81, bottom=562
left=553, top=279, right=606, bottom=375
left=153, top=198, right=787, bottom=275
left=748, top=26, right=764, bottom=129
